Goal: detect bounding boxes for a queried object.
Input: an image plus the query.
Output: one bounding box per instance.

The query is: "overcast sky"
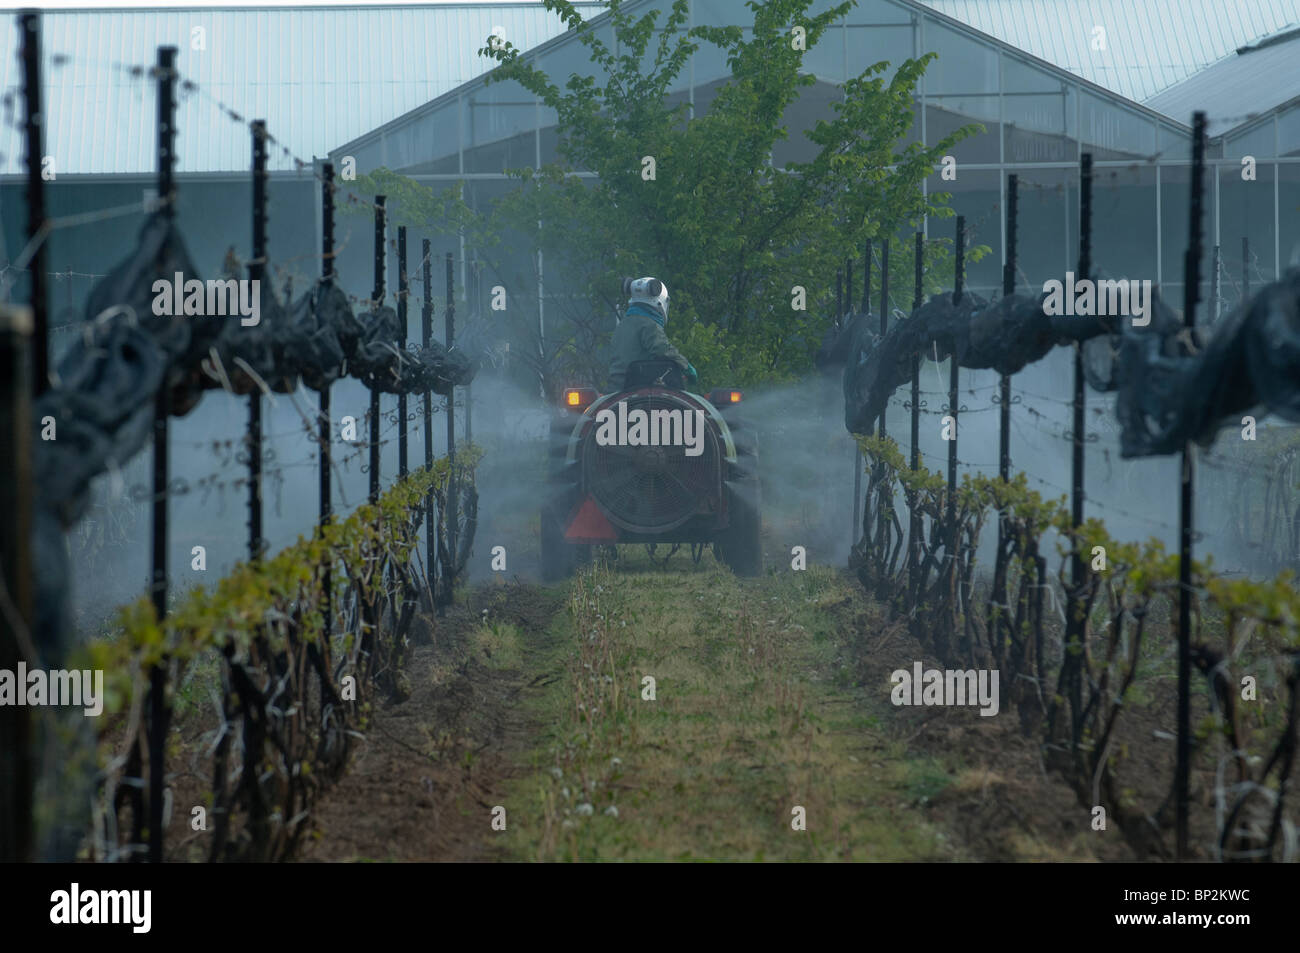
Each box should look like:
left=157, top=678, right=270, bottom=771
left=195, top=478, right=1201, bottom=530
left=6, top=0, right=553, bottom=8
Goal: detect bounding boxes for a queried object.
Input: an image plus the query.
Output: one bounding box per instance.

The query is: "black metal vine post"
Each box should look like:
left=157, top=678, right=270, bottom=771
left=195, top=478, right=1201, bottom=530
left=370, top=196, right=385, bottom=505
left=836, top=269, right=842, bottom=326
left=996, top=175, right=1019, bottom=607
left=1000, top=174, right=1018, bottom=485
left=21, top=11, right=46, bottom=396
left=1177, top=111, right=1207, bottom=861
left=1210, top=245, right=1220, bottom=322
left=879, top=238, right=890, bottom=439
left=319, top=162, right=334, bottom=633
left=5, top=9, right=42, bottom=861
left=0, top=300, right=34, bottom=861
left=422, top=240, right=434, bottom=594
left=946, top=217, right=963, bottom=540
left=849, top=262, right=860, bottom=548
left=1242, top=235, right=1250, bottom=305
left=909, top=231, right=923, bottom=591
left=1063, top=154, right=1092, bottom=745
left=467, top=260, right=478, bottom=448
left=445, top=252, right=457, bottom=589
left=248, top=120, right=267, bottom=563
left=398, top=227, right=408, bottom=479
left=147, top=44, right=178, bottom=865
left=864, top=240, right=873, bottom=319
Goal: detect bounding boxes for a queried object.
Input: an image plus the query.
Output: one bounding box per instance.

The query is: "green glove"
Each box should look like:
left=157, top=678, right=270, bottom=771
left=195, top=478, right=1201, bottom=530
left=685, top=363, right=699, bottom=384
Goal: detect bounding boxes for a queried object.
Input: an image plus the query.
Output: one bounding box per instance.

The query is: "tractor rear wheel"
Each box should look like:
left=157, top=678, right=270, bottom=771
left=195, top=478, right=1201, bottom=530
left=540, top=501, right=591, bottom=582
left=714, top=424, right=762, bottom=577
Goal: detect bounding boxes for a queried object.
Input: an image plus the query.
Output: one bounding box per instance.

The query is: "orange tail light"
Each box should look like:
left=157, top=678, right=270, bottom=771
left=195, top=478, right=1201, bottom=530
left=563, top=387, right=599, bottom=412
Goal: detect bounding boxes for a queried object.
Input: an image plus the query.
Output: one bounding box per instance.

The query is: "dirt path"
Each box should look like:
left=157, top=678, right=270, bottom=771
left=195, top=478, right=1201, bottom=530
left=296, top=582, right=565, bottom=862
left=298, top=554, right=1128, bottom=862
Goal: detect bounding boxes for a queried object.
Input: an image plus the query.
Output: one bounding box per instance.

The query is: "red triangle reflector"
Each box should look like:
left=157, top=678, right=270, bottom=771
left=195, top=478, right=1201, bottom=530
left=565, top=496, right=619, bottom=542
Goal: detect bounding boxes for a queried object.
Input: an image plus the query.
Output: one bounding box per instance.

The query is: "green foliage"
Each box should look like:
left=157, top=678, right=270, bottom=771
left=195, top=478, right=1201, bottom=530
left=344, top=168, right=473, bottom=232
left=85, top=450, right=483, bottom=713
left=371, top=0, right=983, bottom=393
left=677, top=319, right=789, bottom=389
left=852, top=434, right=1294, bottom=633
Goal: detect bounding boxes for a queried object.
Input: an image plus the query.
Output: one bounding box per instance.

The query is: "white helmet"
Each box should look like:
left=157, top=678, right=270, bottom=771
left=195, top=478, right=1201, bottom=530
left=623, top=276, right=669, bottom=323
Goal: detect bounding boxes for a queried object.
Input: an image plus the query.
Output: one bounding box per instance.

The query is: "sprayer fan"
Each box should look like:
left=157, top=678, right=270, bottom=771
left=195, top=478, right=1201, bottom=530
left=582, top=393, right=718, bottom=533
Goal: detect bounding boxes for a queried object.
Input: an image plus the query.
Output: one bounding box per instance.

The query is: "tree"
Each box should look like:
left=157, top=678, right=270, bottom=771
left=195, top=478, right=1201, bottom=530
left=471, top=0, right=983, bottom=393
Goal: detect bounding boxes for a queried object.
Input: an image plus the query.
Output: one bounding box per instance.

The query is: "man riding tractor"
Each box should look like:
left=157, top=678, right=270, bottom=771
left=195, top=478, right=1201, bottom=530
left=608, top=276, right=699, bottom=391
left=541, top=274, right=761, bottom=579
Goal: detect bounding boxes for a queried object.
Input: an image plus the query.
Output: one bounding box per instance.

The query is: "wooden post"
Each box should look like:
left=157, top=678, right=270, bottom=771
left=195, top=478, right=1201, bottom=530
left=1177, top=111, right=1207, bottom=860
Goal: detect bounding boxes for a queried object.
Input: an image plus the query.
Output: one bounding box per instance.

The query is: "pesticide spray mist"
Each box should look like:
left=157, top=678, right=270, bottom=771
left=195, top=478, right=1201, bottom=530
left=66, top=344, right=1286, bottom=631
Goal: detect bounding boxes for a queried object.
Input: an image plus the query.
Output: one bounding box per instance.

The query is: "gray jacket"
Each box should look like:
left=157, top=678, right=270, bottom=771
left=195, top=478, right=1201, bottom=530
left=607, top=309, right=690, bottom=390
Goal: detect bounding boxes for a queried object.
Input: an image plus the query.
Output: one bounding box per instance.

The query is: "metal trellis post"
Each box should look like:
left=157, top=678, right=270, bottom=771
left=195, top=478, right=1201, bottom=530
left=21, top=11, right=47, bottom=397
left=398, top=227, right=408, bottom=479
left=422, top=240, right=434, bottom=597
left=946, top=217, right=963, bottom=543
left=146, top=43, right=178, bottom=865
left=248, top=120, right=267, bottom=563
left=319, top=162, right=334, bottom=633
left=370, top=196, right=385, bottom=505
left=1177, top=112, right=1207, bottom=861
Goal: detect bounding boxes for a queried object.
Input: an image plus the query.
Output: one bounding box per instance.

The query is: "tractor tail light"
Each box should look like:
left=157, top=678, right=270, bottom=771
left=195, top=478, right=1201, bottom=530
left=563, top=387, right=598, bottom=412
left=709, top=388, right=743, bottom=406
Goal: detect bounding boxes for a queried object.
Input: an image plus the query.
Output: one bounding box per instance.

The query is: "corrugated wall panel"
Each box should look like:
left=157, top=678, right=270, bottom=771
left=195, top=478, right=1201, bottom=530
left=919, top=0, right=1300, bottom=102
left=0, top=4, right=600, bottom=175
left=1147, top=33, right=1300, bottom=136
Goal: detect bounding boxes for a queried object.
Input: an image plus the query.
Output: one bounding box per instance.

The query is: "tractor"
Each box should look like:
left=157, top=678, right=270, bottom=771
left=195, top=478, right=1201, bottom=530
left=540, top=359, right=762, bottom=580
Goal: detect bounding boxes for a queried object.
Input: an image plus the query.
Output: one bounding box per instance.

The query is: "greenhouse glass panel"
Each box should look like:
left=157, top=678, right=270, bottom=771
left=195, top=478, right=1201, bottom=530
left=920, top=20, right=999, bottom=96
left=1079, top=93, right=1156, bottom=160
left=1088, top=164, right=1157, bottom=289
left=845, top=24, right=912, bottom=86
left=1004, top=90, right=1074, bottom=164
left=926, top=96, right=1000, bottom=163
left=1218, top=161, right=1277, bottom=308
left=1279, top=105, right=1300, bottom=157
left=925, top=169, right=1001, bottom=299
left=1223, top=120, right=1275, bottom=161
